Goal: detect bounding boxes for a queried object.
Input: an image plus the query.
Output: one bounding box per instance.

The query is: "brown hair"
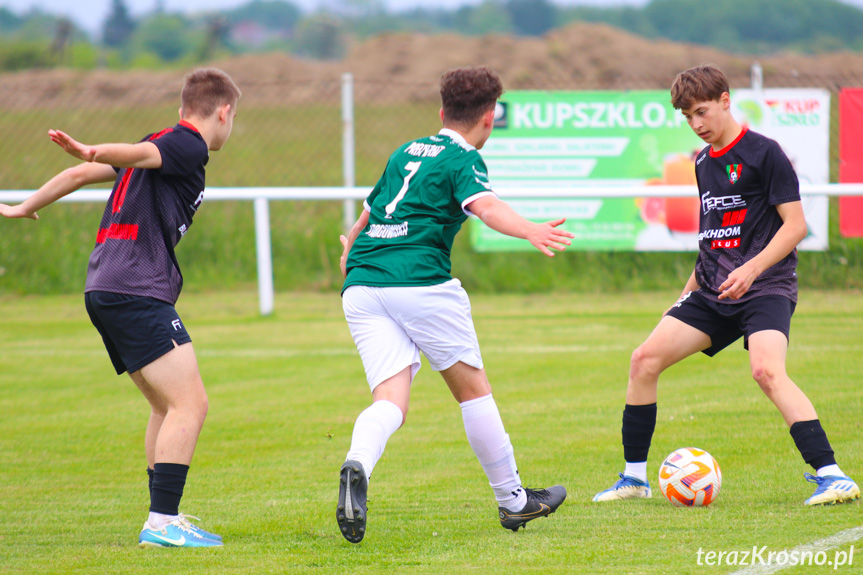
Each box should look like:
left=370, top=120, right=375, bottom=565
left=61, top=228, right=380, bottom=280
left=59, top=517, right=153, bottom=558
left=181, top=68, right=241, bottom=118
left=440, top=67, right=503, bottom=127
left=670, top=65, right=729, bottom=110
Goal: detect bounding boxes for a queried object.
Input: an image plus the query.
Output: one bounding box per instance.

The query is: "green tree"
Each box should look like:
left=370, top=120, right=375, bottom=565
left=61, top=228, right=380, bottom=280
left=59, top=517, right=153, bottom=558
left=467, top=0, right=513, bottom=35
left=226, top=0, right=302, bottom=31
left=102, top=0, right=136, bottom=47
left=130, top=13, right=194, bottom=62
left=505, top=0, right=555, bottom=36
left=293, top=14, right=346, bottom=60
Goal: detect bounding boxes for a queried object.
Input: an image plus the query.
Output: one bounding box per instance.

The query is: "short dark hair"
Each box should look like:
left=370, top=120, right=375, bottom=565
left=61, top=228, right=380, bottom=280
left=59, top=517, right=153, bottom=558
left=440, top=67, right=503, bottom=128
left=671, top=65, right=729, bottom=110
left=181, top=68, right=241, bottom=118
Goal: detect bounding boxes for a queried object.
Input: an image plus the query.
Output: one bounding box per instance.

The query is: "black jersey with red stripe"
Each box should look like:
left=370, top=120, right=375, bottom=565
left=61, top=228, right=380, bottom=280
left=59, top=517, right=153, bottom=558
left=693, top=127, right=801, bottom=304
left=85, top=121, right=209, bottom=304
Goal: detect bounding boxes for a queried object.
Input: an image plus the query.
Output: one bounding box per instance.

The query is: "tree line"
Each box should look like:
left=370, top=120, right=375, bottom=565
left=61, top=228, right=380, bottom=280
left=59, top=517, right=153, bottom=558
left=1, top=0, right=862, bottom=71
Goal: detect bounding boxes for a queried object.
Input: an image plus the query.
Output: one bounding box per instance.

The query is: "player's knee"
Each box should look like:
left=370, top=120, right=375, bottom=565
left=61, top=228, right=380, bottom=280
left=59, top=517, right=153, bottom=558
left=630, top=346, right=662, bottom=381
left=751, top=364, right=778, bottom=394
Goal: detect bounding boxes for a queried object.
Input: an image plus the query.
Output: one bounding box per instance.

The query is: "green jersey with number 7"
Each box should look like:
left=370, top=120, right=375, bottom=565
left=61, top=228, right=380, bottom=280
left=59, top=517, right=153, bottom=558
left=343, top=128, right=496, bottom=291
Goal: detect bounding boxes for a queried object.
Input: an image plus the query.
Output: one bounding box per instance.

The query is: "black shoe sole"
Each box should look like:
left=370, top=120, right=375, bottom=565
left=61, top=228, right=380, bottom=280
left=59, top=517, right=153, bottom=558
left=337, top=460, right=368, bottom=543
left=499, top=486, right=567, bottom=532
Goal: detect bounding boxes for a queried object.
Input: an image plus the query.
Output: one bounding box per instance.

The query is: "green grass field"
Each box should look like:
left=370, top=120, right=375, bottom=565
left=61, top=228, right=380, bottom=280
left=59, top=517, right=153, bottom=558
left=1, top=290, right=861, bottom=574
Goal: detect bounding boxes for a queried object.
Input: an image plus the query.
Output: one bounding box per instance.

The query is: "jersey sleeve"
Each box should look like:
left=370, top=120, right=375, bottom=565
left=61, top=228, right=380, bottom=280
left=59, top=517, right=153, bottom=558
left=452, top=152, right=497, bottom=215
left=762, top=140, right=800, bottom=206
left=154, top=130, right=209, bottom=178
left=363, top=160, right=389, bottom=212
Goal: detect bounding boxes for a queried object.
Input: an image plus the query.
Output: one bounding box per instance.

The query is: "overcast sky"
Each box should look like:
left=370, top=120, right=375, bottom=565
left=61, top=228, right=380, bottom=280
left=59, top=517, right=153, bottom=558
left=3, top=0, right=644, bottom=35
left=3, top=0, right=863, bottom=36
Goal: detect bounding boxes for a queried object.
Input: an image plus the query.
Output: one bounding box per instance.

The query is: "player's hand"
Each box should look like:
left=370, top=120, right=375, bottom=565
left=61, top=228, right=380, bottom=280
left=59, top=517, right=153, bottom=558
left=527, top=217, right=574, bottom=257
left=0, top=203, right=38, bottom=220
left=717, top=264, right=758, bottom=300
left=49, top=129, right=97, bottom=162
left=339, top=234, right=349, bottom=279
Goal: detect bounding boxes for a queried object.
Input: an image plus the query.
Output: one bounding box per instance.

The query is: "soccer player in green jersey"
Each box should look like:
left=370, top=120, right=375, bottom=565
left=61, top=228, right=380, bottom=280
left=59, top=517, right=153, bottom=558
left=335, top=67, right=574, bottom=543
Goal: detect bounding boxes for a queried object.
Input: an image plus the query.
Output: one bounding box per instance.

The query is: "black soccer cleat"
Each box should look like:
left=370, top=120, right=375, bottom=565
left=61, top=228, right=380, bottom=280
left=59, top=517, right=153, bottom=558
left=337, top=459, right=368, bottom=543
left=498, top=485, right=567, bottom=532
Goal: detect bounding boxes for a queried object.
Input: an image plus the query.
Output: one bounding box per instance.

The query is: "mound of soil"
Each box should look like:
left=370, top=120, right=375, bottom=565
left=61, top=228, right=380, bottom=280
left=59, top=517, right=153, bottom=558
left=3, top=22, right=863, bottom=109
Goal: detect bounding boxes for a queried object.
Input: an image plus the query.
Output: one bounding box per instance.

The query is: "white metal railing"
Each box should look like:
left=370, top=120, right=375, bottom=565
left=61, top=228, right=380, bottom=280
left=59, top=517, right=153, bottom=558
left=2, top=184, right=862, bottom=316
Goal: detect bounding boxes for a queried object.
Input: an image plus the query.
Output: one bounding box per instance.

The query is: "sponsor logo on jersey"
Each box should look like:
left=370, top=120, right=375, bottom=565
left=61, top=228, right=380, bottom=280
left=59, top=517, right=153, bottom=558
left=710, top=238, right=741, bottom=249
left=701, top=190, right=746, bottom=214
left=700, top=225, right=742, bottom=249
left=178, top=223, right=188, bottom=237
left=405, top=142, right=445, bottom=158
left=696, top=152, right=707, bottom=166
left=721, top=209, right=747, bottom=227
left=726, top=164, right=742, bottom=184
left=366, top=221, right=409, bottom=239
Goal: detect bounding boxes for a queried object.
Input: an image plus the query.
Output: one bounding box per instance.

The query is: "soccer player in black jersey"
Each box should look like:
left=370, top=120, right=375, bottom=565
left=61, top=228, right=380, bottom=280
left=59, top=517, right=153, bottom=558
left=593, top=64, right=859, bottom=506
left=0, top=68, right=240, bottom=546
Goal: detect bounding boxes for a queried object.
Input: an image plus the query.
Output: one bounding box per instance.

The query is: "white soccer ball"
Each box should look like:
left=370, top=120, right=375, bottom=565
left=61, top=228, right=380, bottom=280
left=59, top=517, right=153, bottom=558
left=658, top=447, right=722, bottom=507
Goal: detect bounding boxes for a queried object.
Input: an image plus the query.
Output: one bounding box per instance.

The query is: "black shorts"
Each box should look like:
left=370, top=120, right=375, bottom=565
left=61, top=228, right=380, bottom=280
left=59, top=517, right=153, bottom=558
left=84, top=291, right=192, bottom=375
left=665, top=290, right=796, bottom=357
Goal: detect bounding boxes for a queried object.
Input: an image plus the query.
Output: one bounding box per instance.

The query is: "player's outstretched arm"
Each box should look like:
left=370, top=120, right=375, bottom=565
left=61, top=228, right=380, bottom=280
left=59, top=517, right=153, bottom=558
left=50, top=129, right=162, bottom=169
left=467, top=195, right=574, bottom=257
left=339, top=208, right=370, bottom=279
left=717, top=200, right=807, bottom=300
left=0, top=162, right=116, bottom=220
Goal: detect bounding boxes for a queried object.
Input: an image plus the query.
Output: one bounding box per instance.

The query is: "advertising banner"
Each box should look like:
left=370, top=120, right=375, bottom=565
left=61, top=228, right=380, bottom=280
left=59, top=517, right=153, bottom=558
left=839, top=88, right=863, bottom=238
left=472, top=89, right=830, bottom=251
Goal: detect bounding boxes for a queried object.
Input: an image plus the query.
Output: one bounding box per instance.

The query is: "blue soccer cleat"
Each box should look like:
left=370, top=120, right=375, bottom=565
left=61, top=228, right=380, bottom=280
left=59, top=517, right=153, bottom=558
left=138, top=518, right=223, bottom=548
left=178, top=514, right=222, bottom=541
left=592, top=473, right=652, bottom=502
left=804, top=474, right=860, bottom=506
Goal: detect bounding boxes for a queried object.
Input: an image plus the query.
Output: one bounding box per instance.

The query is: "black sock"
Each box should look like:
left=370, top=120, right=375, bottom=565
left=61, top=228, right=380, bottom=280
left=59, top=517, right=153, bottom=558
left=790, top=419, right=836, bottom=470
left=147, top=467, right=154, bottom=496
left=150, top=463, right=189, bottom=516
left=622, top=403, right=657, bottom=463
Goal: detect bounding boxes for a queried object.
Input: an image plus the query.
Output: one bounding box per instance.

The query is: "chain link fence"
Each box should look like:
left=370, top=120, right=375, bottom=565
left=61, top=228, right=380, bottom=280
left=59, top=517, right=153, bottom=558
left=1, top=66, right=861, bottom=295
left=3, top=68, right=862, bottom=190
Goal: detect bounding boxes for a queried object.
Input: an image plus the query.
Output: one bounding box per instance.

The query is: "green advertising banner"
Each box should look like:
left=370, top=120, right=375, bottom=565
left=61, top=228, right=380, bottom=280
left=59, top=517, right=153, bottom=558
left=472, top=89, right=830, bottom=252
left=484, top=91, right=702, bottom=183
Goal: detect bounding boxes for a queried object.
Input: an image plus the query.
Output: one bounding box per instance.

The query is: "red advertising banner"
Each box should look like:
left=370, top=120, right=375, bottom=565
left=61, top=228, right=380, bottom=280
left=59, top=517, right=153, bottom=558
left=839, top=89, right=863, bottom=237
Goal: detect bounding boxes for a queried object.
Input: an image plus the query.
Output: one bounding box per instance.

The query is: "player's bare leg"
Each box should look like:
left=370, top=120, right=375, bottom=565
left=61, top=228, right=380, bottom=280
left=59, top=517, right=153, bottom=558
left=130, top=342, right=219, bottom=547
left=594, top=316, right=710, bottom=502
left=748, top=330, right=859, bottom=505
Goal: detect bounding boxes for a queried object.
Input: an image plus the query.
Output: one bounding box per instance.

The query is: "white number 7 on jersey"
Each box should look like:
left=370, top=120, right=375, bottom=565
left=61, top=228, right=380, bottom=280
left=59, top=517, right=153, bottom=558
left=384, top=161, right=421, bottom=219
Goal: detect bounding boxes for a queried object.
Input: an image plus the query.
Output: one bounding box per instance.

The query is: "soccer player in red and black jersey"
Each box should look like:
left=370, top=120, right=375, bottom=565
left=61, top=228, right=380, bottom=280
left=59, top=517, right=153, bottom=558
left=593, top=64, right=859, bottom=506
left=0, top=68, right=240, bottom=546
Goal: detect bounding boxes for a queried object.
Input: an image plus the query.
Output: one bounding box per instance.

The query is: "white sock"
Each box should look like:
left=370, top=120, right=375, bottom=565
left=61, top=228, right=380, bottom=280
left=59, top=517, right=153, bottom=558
left=345, top=399, right=403, bottom=480
left=461, top=394, right=526, bottom=511
left=816, top=464, right=844, bottom=478
left=147, top=511, right=176, bottom=529
left=624, top=461, right=648, bottom=483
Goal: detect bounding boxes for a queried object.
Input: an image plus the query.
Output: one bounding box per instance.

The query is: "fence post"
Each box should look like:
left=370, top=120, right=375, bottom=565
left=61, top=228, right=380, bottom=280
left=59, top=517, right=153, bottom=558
left=751, top=61, right=763, bottom=92
left=254, top=197, right=274, bottom=316
left=342, top=72, right=357, bottom=232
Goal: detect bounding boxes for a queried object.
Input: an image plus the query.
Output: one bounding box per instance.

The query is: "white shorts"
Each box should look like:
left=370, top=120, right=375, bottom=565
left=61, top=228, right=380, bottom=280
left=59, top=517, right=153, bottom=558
left=342, top=278, right=484, bottom=391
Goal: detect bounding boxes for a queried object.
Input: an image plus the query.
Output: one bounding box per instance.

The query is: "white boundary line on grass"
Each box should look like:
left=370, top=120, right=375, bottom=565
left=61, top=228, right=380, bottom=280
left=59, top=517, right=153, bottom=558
left=729, top=525, right=863, bottom=575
